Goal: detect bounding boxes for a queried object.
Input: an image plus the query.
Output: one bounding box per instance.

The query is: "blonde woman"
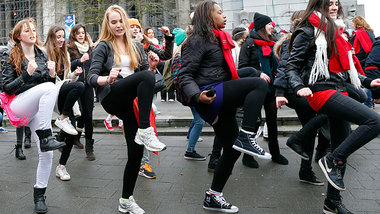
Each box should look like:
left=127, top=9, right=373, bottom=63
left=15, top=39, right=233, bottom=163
left=88, top=5, right=166, bottom=213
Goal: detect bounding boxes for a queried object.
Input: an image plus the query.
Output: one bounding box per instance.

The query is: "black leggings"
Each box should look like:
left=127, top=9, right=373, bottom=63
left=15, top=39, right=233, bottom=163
left=263, top=94, right=281, bottom=156
left=58, top=81, right=85, bottom=116
left=76, top=83, right=94, bottom=139
left=319, top=92, right=380, bottom=200
left=207, top=77, right=267, bottom=192
left=59, top=114, right=76, bottom=165
left=101, top=70, right=155, bottom=198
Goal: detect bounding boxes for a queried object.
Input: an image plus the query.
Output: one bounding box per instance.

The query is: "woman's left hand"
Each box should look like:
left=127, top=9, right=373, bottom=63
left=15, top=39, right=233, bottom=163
left=370, top=79, right=380, bottom=87
left=148, top=51, right=159, bottom=72
left=46, top=60, right=56, bottom=75
left=276, top=96, right=288, bottom=109
left=74, top=67, right=83, bottom=76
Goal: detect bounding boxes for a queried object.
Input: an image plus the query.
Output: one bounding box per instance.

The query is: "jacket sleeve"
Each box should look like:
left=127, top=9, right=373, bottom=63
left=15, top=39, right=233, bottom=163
left=238, top=38, right=253, bottom=69
left=1, top=51, right=32, bottom=95
left=135, top=42, right=149, bottom=71
left=178, top=38, right=205, bottom=105
left=273, top=40, right=290, bottom=97
left=147, top=35, right=174, bottom=60
left=284, top=29, right=312, bottom=94
left=365, top=40, right=380, bottom=98
left=88, top=42, right=109, bottom=88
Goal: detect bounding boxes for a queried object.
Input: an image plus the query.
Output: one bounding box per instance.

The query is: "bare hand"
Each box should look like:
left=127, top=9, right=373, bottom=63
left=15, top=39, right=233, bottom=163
left=46, top=60, right=56, bottom=75
left=159, top=26, right=170, bottom=36
left=136, top=33, right=144, bottom=42
left=108, top=68, right=120, bottom=84
left=276, top=96, right=288, bottom=109
left=74, top=67, right=83, bottom=76
left=27, top=60, right=38, bottom=75
left=374, top=98, right=380, bottom=104
left=148, top=51, right=159, bottom=71
left=199, top=90, right=216, bottom=104
left=260, top=72, right=271, bottom=83
left=80, top=53, right=89, bottom=63
left=370, top=79, right=380, bottom=87
left=297, top=87, right=313, bottom=97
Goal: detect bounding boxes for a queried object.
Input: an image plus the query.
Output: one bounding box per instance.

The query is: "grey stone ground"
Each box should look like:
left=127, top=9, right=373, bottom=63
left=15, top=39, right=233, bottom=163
left=0, top=100, right=380, bottom=213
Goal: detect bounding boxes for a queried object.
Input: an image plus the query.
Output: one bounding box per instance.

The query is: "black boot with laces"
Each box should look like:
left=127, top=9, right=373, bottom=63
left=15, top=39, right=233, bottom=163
left=323, top=197, right=353, bottom=214
left=203, top=191, right=239, bottom=213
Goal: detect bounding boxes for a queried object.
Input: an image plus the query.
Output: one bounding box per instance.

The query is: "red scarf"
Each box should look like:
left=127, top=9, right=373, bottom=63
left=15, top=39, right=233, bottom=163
left=308, top=13, right=364, bottom=75
left=213, top=29, right=239, bottom=80
left=353, top=28, right=373, bottom=54
left=254, top=40, right=276, bottom=56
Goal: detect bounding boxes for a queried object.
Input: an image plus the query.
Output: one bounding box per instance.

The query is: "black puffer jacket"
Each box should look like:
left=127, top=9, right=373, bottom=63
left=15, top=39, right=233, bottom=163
left=178, top=35, right=230, bottom=105
left=285, top=24, right=372, bottom=94
left=365, top=38, right=380, bottom=99
left=68, top=45, right=93, bottom=84
left=88, top=40, right=149, bottom=103
left=238, top=30, right=260, bottom=70
left=1, top=46, right=55, bottom=95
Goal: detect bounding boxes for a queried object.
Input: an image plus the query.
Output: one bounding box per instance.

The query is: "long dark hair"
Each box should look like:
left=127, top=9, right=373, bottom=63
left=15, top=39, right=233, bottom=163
left=67, top=24, right=94, bottom=58
left=44, top=25, right=70, bottom=75
left=289, top=0, right=344, bottom=56
left=187, top=0, right=218, bottom=44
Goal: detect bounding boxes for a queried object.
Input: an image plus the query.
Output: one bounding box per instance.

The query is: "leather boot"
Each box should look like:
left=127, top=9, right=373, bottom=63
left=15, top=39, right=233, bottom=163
left=24, top=126, right=32, bottom=149
left=15, top=144, right=26, bottom=160
left=85, top=139, right=96, bottom=161
left=73, top=131, right=84, bottom=149
left=34, top=187, right=48, bottom=213
left=36, top=129, right=66, bottom=152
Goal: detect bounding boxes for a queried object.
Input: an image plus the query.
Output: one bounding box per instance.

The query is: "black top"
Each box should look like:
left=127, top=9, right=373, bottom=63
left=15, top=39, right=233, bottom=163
left=68, top=45, right=93, bottom=84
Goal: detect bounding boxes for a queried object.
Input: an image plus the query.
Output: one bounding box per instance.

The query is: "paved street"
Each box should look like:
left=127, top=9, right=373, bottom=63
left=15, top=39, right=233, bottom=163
left=1, top=132, right=380, bottom=213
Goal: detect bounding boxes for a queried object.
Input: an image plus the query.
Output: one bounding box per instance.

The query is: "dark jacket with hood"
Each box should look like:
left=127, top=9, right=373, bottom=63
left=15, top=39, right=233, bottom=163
left=88, top=40, right=149, bottom=103
left=1, top=46, right=55, bottom=95
left=365, top=38, right=380, bottom=99
left=285, top=24, right=372, bottom=95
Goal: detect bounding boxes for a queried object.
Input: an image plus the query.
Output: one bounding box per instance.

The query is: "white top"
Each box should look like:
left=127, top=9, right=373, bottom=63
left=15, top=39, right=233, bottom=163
left=118, top=54, right=134, bottom=78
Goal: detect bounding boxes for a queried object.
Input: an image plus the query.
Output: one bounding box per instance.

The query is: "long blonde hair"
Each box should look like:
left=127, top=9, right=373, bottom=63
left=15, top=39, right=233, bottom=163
left=352, top=16, right=373, bottom=32
left=97, top=5, right=140, bottom=69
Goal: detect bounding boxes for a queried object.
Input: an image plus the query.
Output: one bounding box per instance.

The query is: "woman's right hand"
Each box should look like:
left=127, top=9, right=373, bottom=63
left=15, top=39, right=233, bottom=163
left=108, top=68, right=120, bottom=84
left=297, top=87, right=313, bottom=97
left=260, top=72, right=271, bottom=83
left=27, top=60, right=38, bottom=75
left=80, top=53, right=90, bottom=63
left=199, top=90, right=216, bottom=104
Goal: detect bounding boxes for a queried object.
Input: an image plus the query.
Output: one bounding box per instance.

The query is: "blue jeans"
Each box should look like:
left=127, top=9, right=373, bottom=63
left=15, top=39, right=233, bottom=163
left=186, top=107, right=205, bottom=152
left=363, top=88, right=374, bottom=108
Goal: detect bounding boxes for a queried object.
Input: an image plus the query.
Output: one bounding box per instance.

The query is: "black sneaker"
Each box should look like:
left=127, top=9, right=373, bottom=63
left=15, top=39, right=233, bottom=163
left=203, top=191, right=239, bottom=213
left=299, top=170, right=324, bottom=186
left=271, top=154, right=289, bottom=165
left=184, top=151, right=206, bottom=161
left=323, top=197, right=353, bottom=214
left=315, top=149, right=327, bottom=163
left=232, top=129, right=271, bottom=159
left=242, top=153, right=259, bottom=168
left=318, top=155, right=346, bottom=191
left=286, top=135, right=309, bottom=160
left=208, top=155, right=220, bottom=172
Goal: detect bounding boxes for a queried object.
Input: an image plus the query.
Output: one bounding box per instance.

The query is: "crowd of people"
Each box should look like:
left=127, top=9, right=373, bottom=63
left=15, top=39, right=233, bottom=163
left=1, top=0, right=380, bottom=213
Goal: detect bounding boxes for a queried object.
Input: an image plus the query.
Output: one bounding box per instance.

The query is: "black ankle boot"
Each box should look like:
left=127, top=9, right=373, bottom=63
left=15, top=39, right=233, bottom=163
left=242, top=153, right=259, bottom=168
left=73, top=131, right=84, bottom=149
left=34, top=187, right=47, bottom=213
left=85, top=139, right=95, bottom=161
left=208, top=154, right=220, bottom=172
left=36, top=129, right=66, bottom=152
left=24, top=126, right=32, bottom=148
left=15, top=144, right=26, bottom=160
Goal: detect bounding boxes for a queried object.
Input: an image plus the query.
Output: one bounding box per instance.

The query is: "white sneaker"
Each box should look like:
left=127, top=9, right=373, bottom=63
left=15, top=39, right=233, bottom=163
left=55, top=117, right=78, bottom=135
left=118, top=196, right=145, bottom=214
left=56, top=165, right=71, bottom=181
left=134, top=127, right=166, bottom=152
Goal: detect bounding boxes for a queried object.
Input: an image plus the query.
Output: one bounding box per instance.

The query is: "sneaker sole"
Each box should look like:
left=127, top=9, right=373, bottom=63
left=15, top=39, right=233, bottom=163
left=118, top=205, right=128, bottom=213
left=232, top=145, right=271, bottom=160
left=134, top=138, right=167, bottom=152
left=55, top=174, right=71, bottom=181
left=299, top=179, right=324, bottom=186
left=286, top=144, right=309, bottom=160
left=318, top=159, right=346, bottom=191
left=138, top=172, right=156, bottom=179
left=322, top=208, right=337, bottom=214
left=203, top=206, right=239, bottom=213
left=184, top=156, right=207, bottom=161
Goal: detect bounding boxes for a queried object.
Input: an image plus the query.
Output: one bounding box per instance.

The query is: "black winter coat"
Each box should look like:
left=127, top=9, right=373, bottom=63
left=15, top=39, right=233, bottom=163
left=178, top=35, right=230, bottom=106
left=1, top=46, right=55, bottom=95
left=273, top=35, right=293, bottom=96
left=349, top=29, right=375, bottom=69
left=238, top=30, right=260, bottom=70
left=365, top=38, right=380, bottom=99
left=88, top=40, right=149, bottom=103
left=68, top=45, right=93, bottom=84
left=147, top=34, right=174, bottom=60
left=285, top=24, right=372, bottom=94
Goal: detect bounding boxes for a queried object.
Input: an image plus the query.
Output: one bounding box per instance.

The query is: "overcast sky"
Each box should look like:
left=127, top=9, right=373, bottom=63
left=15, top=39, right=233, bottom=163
left=358, top=0, right=380, bottom=37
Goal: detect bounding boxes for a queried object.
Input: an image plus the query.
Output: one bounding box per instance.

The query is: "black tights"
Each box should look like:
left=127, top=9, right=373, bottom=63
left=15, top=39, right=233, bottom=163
left=208, top=77, right=267, bottom=192
left=76, top=84, right=94, bottom=139
left=101, top=70, right=155, bottom=198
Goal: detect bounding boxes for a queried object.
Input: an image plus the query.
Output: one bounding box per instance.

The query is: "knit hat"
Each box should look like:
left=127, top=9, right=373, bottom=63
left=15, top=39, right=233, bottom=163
left=128, top=18, right=141, bottom=29
left=173, top=28, right=186, bottom=46
left=254, top=13, right=272, bottom=31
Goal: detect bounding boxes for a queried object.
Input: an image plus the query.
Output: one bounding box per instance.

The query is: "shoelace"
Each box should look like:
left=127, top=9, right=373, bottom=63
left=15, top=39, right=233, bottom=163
left=125, top=198, right=142, bottom=211
left=215, top=195, right=231, bottom=208
left=334, top=160, right=344, bottom=180
left=248, top=130, right=264, bottom=153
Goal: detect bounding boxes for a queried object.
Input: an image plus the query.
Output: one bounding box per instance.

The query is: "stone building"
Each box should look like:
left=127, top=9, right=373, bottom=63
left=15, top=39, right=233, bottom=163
left=0, top=0, right=365, bottom=45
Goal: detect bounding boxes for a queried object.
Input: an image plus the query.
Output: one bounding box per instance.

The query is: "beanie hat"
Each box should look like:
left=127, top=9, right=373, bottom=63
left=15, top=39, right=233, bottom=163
left=254, top=13, right=272, bottom=31
left=128, top=18, right=141, bottom=29
left=173, top=28, right=187, bottom=46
